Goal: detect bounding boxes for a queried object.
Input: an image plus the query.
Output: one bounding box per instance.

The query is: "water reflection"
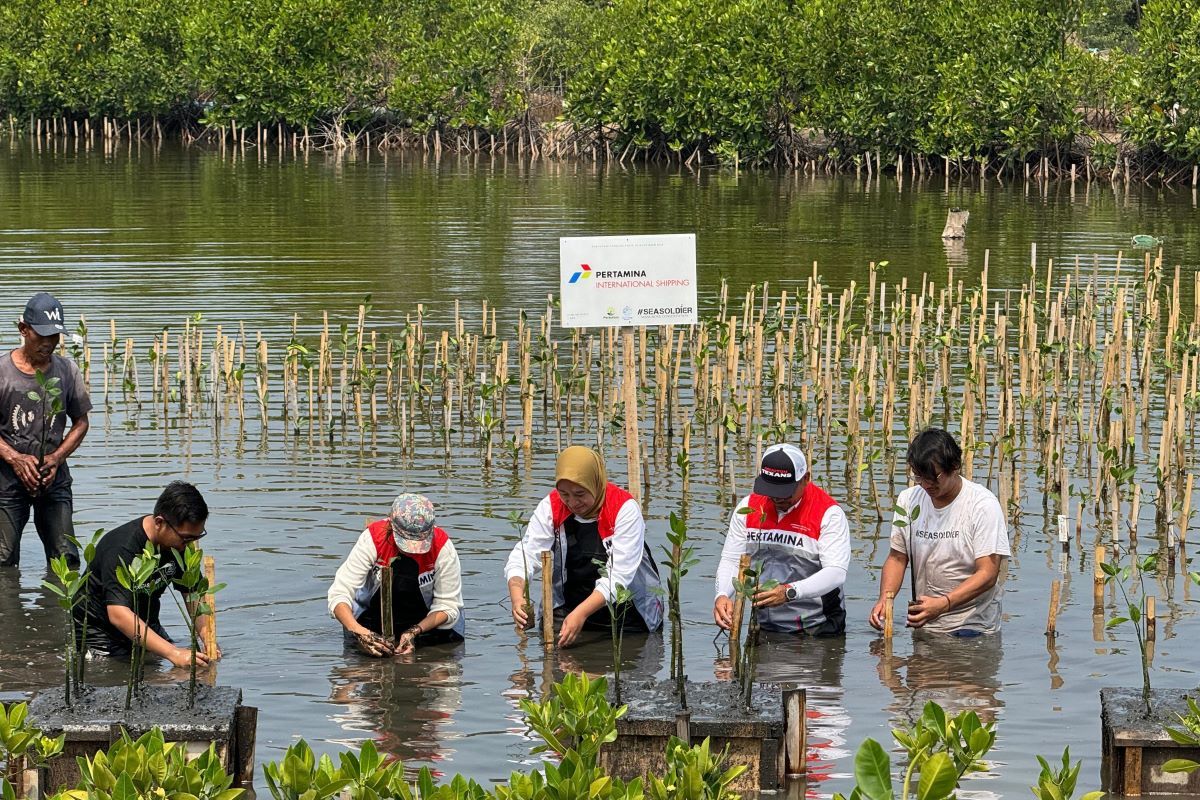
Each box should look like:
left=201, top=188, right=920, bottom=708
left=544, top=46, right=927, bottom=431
left=326, top=645, right=466, bottom=771
left=0, top=569, right=61, bottom=690
left=872, top=630, right=1003, bottom=725
left=712, top=633, right=850, bottom=790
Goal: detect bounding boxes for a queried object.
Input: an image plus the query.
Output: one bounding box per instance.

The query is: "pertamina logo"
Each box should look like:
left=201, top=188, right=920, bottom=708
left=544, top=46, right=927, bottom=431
left=568, top=264, right=592, bottom=284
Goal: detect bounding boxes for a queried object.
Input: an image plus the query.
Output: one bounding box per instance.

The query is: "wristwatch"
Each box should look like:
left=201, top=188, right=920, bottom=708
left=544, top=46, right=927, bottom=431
left=784, top=584, right=798, bottom=602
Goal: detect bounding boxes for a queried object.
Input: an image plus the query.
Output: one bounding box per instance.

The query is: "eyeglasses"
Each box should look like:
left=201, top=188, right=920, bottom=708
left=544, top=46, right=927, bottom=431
left=160, top=517, right=207, bottom=543
left=910, top=470, right=944, bottom=487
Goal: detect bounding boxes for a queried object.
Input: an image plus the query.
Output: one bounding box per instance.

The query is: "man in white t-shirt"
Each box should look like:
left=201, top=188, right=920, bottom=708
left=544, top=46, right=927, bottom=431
left=869, top=428, right=1011, bottom=636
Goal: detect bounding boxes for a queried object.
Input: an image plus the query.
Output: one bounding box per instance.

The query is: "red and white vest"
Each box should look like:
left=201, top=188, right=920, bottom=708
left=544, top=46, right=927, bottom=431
left=361, top=520, right=465, bottom=635
left=544, top=483, right=663, bottom=630
left=744, top=483, right=845, bottom=632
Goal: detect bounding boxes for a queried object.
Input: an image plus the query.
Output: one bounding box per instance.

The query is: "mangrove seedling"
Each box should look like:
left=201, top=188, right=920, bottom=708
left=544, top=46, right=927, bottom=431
left=1101, top=552, right=1157, bottom=714
left=594, top=556, right=633, bottom=704
left=505, top=510, right=535, bottom=630
left=24, top=371, right=64, bottom=496
left=892, top=502, right=921, bottom=602
left=40, top=554, right=87, bottom=707
left=892, top=701, right=996, bottom=780
left=834, top=701, right=996, bottom=800
left=1031, top=747, right=1105, bottom=800
left=647, top=736, right=745, bottom=800
left=170, top=545, right=226, bottom=708
left=263, top=739, right=348, bottom=800
left=115, top=541, right=161, bottom=710
left=731, top=561, right=778, bottom=708
left=40, top=529, right=103, bottom=705
left=662, top=511, right=700, bottom=708
left=519, top=672, right=624, bottom=769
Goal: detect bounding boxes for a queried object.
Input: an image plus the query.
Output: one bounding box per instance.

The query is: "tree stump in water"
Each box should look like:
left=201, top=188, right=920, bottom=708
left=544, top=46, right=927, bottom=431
left=941, top=207, right=969, bottom=239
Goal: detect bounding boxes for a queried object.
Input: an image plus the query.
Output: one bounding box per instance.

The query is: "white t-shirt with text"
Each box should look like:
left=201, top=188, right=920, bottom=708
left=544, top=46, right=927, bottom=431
left=890, top=478, right=1010, bottom=634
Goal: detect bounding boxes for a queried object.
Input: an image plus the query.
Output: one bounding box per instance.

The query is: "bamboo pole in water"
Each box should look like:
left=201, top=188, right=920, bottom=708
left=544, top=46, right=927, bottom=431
left=541, top=550, right=554, bottom=650
left=201, top=556, right=219, bottom=660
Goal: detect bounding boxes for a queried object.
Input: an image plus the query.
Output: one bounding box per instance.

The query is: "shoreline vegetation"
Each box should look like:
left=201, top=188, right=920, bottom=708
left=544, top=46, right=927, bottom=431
left=1, top=0, right=1198, bottom=181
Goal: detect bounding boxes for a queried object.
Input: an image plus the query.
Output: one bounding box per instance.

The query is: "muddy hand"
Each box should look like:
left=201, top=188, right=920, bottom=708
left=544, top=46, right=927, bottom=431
left=356, top=631, right=393, bottom=657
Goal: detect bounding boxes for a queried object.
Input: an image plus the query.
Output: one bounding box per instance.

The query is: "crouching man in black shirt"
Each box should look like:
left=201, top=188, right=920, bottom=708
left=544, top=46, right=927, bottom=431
left=76, top=481, right=217, bottom=667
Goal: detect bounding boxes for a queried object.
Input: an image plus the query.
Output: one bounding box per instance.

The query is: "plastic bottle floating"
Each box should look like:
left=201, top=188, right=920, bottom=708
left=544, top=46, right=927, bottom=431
left=1131, top=234, right=1163, bottom=248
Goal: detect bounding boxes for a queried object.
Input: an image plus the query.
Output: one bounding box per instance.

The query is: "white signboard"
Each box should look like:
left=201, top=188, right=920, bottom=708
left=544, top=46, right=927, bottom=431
left=560, top=234, right=697, bottom=328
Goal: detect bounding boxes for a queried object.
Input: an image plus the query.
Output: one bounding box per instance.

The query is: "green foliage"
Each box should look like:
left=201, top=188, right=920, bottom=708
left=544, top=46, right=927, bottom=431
left=567, top=0, right=797, bottom=162
left=1030, top=747, right=1105, bottom=800
left=1121, top=0, right=1200, bottom=163
left=834, top=704, right=995, bottom=800
left=0, top=0, right=191, bottom=117
left=0, top=0, right=1196, bottom=168
left=0, top=702, right=64, bottom=785
left=519, top=672, right=623, bottom=768
left=646, top=736, right=745, bottom=800
left=183, top=0, right=384, bottom=126
left=62, top=728, right=241, bottom=800
left=263, top=739, right=348, bottom=800
left=891, top=701, right=996, bottom=779
left=385, top=0, right=525, bottom=132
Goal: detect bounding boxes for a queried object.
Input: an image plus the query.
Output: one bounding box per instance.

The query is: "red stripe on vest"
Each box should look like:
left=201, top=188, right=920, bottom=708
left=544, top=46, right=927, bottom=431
left=369, top=519, right=448, bottom=572
left=548, top=482, right=633, bottom=538
left=746, top=483, right=837, bottom=540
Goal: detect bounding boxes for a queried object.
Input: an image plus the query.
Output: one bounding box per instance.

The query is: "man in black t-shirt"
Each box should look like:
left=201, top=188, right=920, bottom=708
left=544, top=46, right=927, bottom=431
left=76, top=481, right=217, bottom=666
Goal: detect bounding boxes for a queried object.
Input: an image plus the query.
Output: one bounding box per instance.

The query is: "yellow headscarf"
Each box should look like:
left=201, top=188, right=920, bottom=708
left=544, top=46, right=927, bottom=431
left=555, top=446, right=608, bottom=519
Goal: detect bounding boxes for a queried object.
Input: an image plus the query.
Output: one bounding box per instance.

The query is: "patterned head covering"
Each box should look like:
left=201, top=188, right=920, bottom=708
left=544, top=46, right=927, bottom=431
left=389, top=493, right=436, bottom=554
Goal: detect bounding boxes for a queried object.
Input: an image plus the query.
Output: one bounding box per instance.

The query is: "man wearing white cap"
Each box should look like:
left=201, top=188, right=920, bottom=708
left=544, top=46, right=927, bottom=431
left=0, top=292, right=92, bottom=569
left=328, top=493, right=465, bottom=656
left=713, top=444, right=851, bottom=636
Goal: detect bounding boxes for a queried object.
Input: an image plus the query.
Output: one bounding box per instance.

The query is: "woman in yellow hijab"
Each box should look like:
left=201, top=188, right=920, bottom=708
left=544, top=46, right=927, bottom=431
left=504, top=446, right=663, bottom=646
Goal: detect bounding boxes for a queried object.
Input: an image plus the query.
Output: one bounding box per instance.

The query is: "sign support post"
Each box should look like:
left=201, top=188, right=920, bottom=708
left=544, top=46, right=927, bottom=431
left=623, top=327, right=641, bottom=502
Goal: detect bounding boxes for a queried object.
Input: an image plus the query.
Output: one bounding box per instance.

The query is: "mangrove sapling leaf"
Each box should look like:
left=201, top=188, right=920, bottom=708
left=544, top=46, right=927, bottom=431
left=849, top=738, right=893, bottom=800
left=916, top=753, right=958, bottom=800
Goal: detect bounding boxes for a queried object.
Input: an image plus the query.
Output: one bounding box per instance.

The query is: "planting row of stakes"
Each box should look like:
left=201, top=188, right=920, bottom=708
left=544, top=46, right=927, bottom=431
left=11, top=242, right=1200, bottom=796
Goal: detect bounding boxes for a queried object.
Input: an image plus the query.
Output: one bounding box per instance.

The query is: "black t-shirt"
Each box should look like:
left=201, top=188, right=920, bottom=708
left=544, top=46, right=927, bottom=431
left=76, top=517, right=184, bottom=654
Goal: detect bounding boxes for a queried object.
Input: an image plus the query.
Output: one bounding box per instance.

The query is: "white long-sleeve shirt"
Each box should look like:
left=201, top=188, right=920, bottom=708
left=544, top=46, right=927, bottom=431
left=504, top=492, right=663, bottom=630
left=327, top=528, right=463, bottom=629
left=715, top=494, right=850, bottom=602
left=503, top=494, right=646, bottom=603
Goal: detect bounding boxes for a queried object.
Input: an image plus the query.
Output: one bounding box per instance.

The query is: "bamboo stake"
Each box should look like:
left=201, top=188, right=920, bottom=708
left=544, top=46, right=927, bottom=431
left=541, top=550, right=554, bottom=650
left=189, top=556, right=218, bottom=661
